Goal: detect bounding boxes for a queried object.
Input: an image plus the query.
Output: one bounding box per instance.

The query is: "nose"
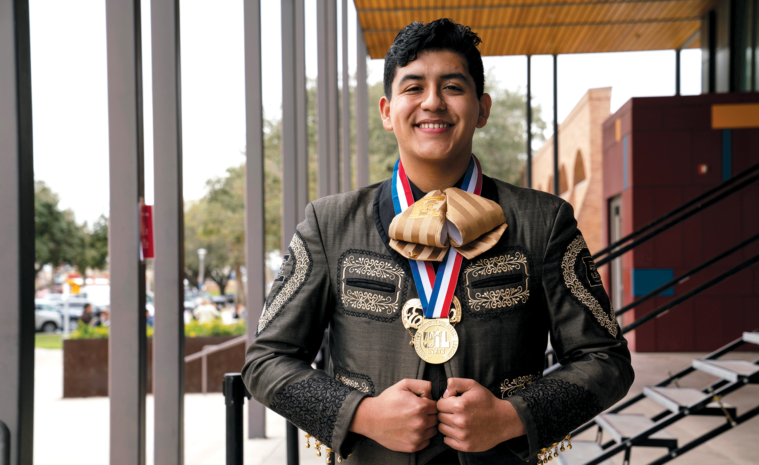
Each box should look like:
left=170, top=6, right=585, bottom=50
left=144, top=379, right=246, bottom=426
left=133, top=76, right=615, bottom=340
left=420, top=87, right=446, bottom=112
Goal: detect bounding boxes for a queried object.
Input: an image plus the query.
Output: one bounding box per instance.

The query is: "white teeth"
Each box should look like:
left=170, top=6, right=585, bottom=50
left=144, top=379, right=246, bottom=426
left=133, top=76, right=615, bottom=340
left=419, top=123, right=449, bottom=129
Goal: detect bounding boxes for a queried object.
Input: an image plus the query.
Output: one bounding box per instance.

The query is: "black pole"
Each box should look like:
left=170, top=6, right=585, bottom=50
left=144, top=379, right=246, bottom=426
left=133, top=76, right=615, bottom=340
left=0, top=420, right=9, bottom=465
left=552, top=54, right=559, bottom=195
left=526, top=55, right=532, bottom=188
left=287, top=422, right=300, bottom=465
left=224, top=373, right=250, bottom=465
left=675, top=48, right=681, bottom=95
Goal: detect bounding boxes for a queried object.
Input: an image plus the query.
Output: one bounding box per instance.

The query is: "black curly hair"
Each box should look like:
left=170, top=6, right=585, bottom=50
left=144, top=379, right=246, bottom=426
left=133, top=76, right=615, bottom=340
left=383, top=18, right=484, bottom=100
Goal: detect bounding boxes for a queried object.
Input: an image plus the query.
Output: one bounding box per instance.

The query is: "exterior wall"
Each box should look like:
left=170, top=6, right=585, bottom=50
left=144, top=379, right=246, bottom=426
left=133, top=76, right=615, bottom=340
left=532, top=87, right=611, bottom=255
left=602, top=93, right=759, bottom=352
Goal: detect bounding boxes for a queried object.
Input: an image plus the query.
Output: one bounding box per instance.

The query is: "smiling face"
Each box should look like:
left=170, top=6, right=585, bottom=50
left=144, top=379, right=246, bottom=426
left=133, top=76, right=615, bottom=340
left=380, top=49, right=491, bottom=168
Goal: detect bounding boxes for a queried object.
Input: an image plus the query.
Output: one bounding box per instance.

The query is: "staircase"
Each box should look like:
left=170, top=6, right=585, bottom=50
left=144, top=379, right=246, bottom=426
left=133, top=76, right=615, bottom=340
left=557, top=333, right=759, bottom=465
left=547, top=163, right=759, bottom=465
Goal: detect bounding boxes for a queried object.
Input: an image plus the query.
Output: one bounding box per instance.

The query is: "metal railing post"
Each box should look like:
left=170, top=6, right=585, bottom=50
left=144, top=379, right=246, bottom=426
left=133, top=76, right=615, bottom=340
left=202, top=347, right=208, bottom=394
left=224, top=373, right=250, bottom=465
left=0, top=420, right=9, bottom=465
left=287, top=422, right=300, bottom=465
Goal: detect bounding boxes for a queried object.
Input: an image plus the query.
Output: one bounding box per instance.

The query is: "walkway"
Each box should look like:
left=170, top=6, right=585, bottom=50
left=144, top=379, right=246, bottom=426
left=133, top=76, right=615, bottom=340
left=33, top=348, right=758, bottom=464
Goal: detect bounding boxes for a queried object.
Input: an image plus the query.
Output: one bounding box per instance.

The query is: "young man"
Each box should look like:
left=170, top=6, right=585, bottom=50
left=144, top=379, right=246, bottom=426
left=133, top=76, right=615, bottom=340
left=243, top=19, right=633, bottom=465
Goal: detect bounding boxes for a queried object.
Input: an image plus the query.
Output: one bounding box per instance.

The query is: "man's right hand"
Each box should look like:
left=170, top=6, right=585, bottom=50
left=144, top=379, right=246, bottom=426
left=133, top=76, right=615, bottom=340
left=349, top=379, right=438, bottom=453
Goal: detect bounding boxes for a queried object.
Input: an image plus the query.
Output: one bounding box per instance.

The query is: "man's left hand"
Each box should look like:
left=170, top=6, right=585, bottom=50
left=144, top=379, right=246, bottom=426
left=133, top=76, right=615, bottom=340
left=437, top=378, right=526, bottom=453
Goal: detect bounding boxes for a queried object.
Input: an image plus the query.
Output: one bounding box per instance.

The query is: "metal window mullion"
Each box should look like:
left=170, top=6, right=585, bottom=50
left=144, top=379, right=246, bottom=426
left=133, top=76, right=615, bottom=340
left=150, top=0, right=185, bottom=463
left=317, top=0, right=331, bottom=198
left=106, top=0, right=148, bottom=463
left=281, top=0, right=298, bottom=250
left=295, top=0, right=308, bottom=215
left=341, top=0, right=351, bottom=192
left=327, top=0, right=340, bottom=194
left=355, top=19, right=369, bottom=188
left=0, top=1, right=36, bottom=463
left=552, top=54, right=559, bottom=196
left=243, top=0, right=266, bottom=439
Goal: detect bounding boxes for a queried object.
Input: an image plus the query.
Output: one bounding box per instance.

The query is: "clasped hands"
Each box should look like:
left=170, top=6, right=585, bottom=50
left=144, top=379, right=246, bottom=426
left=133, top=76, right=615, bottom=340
left=349, top=378, right=526, bottom=453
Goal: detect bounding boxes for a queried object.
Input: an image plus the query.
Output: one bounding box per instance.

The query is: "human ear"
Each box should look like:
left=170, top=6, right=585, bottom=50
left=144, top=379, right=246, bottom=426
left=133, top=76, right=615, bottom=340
left=476, top=93, right=492, bottom=129
left=379, top=96, right=394, bottom=131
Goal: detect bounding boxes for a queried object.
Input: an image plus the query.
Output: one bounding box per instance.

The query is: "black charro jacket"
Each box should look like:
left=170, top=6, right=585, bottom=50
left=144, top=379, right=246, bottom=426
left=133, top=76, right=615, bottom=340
left=242, top=176, right=634, bottom=464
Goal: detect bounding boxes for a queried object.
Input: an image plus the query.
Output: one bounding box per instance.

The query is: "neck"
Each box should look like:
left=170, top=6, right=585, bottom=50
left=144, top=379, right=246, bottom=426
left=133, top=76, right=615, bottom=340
left=402, top=153, right=471, bottom=193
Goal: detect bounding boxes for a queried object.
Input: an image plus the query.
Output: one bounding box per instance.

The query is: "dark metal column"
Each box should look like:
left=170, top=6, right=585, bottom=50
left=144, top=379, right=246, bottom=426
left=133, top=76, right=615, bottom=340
left=317, top=0, right=331, bottom=198
left=328, top=0, right=340, bottom=194
left=281, top=0, right=298, bottom=250
left=106, top=0, right=147, bottom=463
left=552, top=54, right=559, bottom=196
left=295, top=0, right=308, bottom=217
left=341, top=0, right=351, bottom=192
left=243, top=0, right=267, bottom=439
left=355, top=20, right=369, bottom=188
left=676, top=48, right=681, bottom=95
left=0, top=1, right=35, bottom=463
left=151, top=0, right=185, bottom=463
left=525, top=55, right=532, bottom=189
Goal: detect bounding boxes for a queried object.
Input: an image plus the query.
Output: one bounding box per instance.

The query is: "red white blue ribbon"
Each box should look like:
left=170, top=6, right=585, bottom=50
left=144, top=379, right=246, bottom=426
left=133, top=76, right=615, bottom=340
left=391, top=155, right=482, bottom=319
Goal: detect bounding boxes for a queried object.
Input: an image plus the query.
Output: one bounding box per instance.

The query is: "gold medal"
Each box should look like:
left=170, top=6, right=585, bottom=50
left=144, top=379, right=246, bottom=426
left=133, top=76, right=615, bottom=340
left=402, top=297, right=462, bottom=364
left=413, top=318, right=459, bottom=364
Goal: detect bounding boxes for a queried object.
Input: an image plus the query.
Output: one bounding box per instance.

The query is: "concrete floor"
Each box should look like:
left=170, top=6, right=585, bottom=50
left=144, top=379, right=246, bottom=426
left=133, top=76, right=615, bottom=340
left=34, top=348, right=759, bottom=464
left=34, top=348, right=324, bottom=465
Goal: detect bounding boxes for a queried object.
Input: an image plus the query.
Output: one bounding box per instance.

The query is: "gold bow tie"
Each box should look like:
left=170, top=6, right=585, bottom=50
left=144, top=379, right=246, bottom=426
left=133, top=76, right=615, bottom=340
left=388, top=188, right=507, bottom=262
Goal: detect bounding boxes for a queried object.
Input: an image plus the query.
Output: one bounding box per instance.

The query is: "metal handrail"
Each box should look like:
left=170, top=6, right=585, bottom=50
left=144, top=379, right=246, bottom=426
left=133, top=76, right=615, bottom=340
left=592, top=161, right=759, bottom=261
left=595, top=172, right=759, bottom=267
left=614, top=232, right=759, bottom=317
left=185, top=335, right=248, bottom=394
left=543, top=253, right=759, bottom=376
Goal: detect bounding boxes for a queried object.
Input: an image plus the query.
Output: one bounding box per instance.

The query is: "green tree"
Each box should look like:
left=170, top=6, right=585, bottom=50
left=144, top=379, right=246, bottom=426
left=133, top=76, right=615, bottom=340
left=34, top=181, right=109, bottom=279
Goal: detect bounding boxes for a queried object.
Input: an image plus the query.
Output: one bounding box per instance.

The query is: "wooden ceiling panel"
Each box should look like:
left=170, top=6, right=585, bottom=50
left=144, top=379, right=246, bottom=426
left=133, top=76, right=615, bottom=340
left=356, top=0, right=710, bottom=58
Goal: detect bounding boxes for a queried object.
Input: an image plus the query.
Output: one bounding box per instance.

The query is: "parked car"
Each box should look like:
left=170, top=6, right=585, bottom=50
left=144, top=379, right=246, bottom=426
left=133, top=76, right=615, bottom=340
left=34, top=301, right=62, bottom=333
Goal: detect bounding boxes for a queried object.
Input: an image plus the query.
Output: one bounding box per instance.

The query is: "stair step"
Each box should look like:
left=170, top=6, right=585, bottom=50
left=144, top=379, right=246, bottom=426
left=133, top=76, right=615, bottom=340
left=692, top=359, right=759, bottom=383
left=555, top=441, right=614, bottom=465
left=643, top=386, right=737, bottom=417
left=743, top=332, right=759, bottom=345
left=595, top=413, right=677, bottom=449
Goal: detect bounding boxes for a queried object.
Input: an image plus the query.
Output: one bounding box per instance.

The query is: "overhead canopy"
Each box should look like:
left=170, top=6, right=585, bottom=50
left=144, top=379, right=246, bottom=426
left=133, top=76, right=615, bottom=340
left=355, top=0, right=711, bottom=59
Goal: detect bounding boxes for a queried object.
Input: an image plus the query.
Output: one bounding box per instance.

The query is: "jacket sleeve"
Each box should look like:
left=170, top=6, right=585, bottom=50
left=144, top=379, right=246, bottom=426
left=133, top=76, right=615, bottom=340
left=505, top=201, right=635, bottom=461
left=241, top=202, right=369, bottom=458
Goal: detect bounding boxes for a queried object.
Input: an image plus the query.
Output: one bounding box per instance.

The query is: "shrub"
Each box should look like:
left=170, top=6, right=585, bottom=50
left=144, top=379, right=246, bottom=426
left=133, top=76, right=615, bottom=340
left=67, top=318, right=245, bottom=339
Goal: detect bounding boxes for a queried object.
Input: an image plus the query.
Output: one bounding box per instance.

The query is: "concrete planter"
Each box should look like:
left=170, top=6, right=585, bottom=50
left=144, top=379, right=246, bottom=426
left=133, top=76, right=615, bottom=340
left=63, top=335, right=245, bottom=398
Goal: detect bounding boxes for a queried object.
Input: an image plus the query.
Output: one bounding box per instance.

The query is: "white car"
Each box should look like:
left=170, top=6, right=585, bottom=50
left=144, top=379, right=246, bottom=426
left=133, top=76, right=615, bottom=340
left=35, top=302, right=62, bottom=333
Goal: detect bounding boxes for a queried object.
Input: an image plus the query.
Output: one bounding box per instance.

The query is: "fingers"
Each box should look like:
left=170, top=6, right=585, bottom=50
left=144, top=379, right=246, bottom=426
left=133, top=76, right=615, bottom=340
left=422, top=424, right=438, bottom=442
left=443, top=436, right=468, bottom=452
left=436, top=411, right=457, bottom=426
left=444, top=378, right=477, bottom=397
left=437, top=422, right=462, bottom=441
left=419, top=398, right=438, bottom=415
left=401, top=379, right=433, bottom=398
left=436, top=395, right=463, bottom=414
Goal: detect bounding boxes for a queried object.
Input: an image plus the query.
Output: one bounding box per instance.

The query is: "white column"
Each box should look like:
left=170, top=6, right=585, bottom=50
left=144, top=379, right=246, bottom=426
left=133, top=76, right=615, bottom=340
left=106, top=0, right=147, bottom=463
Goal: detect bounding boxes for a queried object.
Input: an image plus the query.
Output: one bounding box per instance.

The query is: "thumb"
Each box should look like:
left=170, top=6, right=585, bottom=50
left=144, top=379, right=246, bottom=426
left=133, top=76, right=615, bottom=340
left=443, top=378, right=478, bottom=398
left=400, top=379, right=433, bottom=398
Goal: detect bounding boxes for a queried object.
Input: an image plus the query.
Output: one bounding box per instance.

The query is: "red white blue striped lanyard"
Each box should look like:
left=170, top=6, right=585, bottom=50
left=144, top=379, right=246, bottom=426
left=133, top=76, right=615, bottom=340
left=391, top=155, right=482, bottom=318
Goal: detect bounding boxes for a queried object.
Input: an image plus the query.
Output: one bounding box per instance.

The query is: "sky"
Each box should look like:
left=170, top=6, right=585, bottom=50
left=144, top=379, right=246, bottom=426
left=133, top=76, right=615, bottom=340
left=29, top=0, right=701, bottom=227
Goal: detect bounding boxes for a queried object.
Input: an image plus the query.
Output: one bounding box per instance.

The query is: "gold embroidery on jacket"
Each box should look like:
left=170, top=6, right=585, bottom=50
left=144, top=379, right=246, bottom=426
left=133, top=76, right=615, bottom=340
left=500, top=373, right=541, bottom=398
left=341, top=256, right=405, bottom=314
left=335, top=374, right=371, bottom=394
left=463, top=253, right=530, bottom=311
left=562, top=236, right=618, bottom=337
left=257, top=234, right=310, bottom=333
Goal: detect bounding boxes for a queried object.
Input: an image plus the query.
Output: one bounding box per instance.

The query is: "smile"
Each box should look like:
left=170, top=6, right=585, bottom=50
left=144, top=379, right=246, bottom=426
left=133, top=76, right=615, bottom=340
left=416, top=123, right=452, bottom=129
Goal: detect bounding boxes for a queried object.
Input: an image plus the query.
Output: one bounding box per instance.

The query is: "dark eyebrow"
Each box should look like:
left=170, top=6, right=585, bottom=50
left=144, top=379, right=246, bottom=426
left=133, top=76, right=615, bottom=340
left=397, top=74, right=424, bottom=85
left=440, top=73, right=468, bottom=81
